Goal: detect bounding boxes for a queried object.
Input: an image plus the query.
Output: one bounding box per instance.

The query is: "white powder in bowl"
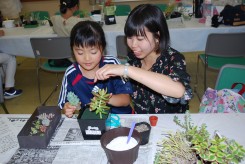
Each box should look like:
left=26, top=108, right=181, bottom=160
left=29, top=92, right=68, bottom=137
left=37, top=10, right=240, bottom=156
left=106, top=136, right=138, bottom=151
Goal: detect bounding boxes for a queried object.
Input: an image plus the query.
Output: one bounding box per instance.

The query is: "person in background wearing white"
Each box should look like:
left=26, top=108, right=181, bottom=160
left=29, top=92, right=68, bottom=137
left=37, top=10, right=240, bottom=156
left=51, top=0, right=85, bottom=63
left=51, top=0, right=83, bottom=37
left=0, top=30, right=22, bottom=99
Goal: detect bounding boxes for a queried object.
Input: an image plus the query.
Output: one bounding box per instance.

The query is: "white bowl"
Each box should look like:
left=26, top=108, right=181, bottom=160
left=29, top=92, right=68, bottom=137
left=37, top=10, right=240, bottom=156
left=90, top=14, right=102, bottom=22
left=3, top=20, right=15, bottom=28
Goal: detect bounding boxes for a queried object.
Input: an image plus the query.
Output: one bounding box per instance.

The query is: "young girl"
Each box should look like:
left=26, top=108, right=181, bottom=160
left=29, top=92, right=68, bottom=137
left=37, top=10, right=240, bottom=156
left=94, top=4, right=193, bottom=114
left=58, top=21, right=133, bottom=118
left=51, top=0, right=83, bottom=37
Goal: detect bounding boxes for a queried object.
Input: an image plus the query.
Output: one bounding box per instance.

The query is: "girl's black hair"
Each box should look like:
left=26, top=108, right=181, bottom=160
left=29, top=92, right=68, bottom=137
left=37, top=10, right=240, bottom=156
left=60, top=0, right=79, bottom=14
left=124, top=4, right=170, bottom=53
left=70, top=21, right=106, bottom=52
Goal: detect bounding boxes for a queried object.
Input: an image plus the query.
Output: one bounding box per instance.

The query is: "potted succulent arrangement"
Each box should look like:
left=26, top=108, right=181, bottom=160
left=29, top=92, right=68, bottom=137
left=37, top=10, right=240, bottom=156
left=17, top=106, right=61, bottom=149
left=154, top=111, right=245, bottom=164
left=67, top=88, right=110, bottom=140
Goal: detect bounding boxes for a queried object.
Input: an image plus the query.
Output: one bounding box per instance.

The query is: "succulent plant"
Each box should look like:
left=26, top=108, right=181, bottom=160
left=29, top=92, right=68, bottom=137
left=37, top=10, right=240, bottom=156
left=90, top=88, right=110, bottom=119
left=67, top=91, right=80, bottom=106
left=154, top=111, right=245, bottom=164
left=155, top=131, right=197, bottom=164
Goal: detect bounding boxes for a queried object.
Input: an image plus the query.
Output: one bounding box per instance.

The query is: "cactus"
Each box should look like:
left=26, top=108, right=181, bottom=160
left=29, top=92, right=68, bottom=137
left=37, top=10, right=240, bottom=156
left=67, top=91, right=80, bottom=106
left=90, top=88, right=110, bottom=119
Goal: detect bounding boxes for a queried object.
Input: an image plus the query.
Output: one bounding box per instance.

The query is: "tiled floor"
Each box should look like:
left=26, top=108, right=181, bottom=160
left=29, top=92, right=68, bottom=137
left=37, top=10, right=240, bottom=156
left=1, top=52, right=219, bottom=114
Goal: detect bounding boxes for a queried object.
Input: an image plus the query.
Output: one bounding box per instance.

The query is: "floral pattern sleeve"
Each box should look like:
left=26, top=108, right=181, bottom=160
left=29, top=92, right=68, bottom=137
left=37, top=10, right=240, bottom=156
left=161, top=47, right=193, bottom=104
left=128, top=46, right=193, bottom=114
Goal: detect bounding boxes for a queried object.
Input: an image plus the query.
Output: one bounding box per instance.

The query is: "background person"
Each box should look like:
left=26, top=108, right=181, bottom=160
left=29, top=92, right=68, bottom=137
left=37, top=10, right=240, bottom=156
left=51, top=0, right=83, bottom=37
left=0, top=30, right=22, bottom=99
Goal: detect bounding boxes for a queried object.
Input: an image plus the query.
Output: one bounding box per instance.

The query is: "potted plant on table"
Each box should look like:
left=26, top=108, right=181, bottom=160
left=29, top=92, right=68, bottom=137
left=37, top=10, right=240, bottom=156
left=154, top=111, right=245, bottom=164
left=17, top=106, right=61, bottom=149
left=67, top=88, right=110, bottom=140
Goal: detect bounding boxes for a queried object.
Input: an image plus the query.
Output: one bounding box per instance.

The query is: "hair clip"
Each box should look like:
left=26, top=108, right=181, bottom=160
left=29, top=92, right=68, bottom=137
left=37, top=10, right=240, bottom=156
left=62, top=2, right=67, bottom=6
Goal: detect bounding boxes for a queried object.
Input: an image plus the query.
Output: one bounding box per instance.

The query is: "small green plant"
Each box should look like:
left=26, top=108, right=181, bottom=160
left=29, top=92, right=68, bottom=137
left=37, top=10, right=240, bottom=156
left=67, top=91, right=80, bottom=106
left=30, top=113, right=55, bottom=136
left=154, top=111, right=245, bottom=164
left=90, top=88, right=110, bottom=119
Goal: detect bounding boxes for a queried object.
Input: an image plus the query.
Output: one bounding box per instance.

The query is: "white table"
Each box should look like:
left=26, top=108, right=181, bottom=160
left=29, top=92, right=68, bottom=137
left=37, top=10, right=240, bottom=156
left=104, top=16, right=245, bottom=55
left=1, top=17, right=245, bottom=58
left=0, top=113, right=245, bottom=163
left=0, top=25, right=57, bottom=58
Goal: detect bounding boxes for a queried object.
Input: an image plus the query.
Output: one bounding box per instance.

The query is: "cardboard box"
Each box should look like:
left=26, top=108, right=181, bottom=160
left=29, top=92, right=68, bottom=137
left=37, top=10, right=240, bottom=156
left=77, top=107, right=107, bottom=140
left=17, top=106, right=61, bottom=149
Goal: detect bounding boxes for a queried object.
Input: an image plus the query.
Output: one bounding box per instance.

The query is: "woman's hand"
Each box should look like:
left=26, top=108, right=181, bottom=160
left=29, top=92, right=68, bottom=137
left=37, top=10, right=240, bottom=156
left=94, top=64, right=124, bottom=82
left=63, top=102, right=78, bottom=118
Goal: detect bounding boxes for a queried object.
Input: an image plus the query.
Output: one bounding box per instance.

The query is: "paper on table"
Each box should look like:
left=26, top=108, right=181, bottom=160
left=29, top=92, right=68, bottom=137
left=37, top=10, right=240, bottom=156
left=50, top=117, right=100, bottom=146
left=0, top=117, right=19, bottom=154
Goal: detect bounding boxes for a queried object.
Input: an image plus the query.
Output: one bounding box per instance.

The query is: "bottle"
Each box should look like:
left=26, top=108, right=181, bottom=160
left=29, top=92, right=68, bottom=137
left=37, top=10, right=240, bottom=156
left=0, top=11, right=3, bottom=28
left=194, top=0, right=203, bottom=18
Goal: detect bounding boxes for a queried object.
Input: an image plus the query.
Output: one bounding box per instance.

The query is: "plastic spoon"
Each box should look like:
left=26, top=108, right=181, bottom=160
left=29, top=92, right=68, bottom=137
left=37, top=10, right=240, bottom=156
left=126, top=122, right=136, bottom=144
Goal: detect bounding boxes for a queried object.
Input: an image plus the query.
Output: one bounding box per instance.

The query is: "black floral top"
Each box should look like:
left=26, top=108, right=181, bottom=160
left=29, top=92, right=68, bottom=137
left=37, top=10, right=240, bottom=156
left=128, top=46, right=193, bottom=114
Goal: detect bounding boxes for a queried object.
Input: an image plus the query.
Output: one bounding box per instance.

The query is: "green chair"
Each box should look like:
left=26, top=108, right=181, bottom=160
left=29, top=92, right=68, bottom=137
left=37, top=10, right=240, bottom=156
left=194, top=33, right=245, bottom=100
left=31, top=11, right=50, bottom=20
left=55, top=10, right=84, bottom=18
left=215, top=64, right=245, bottom=90
left=30, top=37, right=72, bottom=105
left=115, top=5, right=131, bottom=16
left=154, top=4, right=168, bottom=12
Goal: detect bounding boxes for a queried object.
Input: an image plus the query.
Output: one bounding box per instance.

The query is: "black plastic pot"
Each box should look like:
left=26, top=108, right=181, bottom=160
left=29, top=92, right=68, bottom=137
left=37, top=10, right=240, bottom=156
left=135, top=122, right=151, bottom=145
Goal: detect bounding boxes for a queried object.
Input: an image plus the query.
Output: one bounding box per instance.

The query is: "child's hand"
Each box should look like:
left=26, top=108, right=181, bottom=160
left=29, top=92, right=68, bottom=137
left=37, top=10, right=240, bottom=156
left=64, top=102, right=77, bottom=118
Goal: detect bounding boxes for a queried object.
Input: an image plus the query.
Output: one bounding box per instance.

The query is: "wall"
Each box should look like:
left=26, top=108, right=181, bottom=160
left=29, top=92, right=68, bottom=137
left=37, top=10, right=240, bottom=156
left=21, top=0, right=169, bottom=16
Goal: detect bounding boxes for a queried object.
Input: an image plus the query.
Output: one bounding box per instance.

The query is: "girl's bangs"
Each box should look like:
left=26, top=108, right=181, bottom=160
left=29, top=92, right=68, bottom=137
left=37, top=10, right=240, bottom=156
left=125, top=19, right=147, bottom=37
left=74, top=32, right=100, bottom=48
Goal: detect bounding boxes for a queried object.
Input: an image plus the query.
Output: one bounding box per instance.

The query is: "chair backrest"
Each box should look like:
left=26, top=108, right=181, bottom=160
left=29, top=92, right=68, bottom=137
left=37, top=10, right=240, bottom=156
left=31, top=11, right=50, bottom=20
left=0, top=75, right=4, bottom=104
left=215, top=64, right=245, bottom=90
left=115, top=5, right=131, bottom=16
left=30, top=37, right=72, bottom=59
left=154, top=4, right=168, bottom=12
left=205, top=33, right=245, bottom=58
left=116, top=35, right=130, bottom=64
left=116, top=35, right=129, bottom=57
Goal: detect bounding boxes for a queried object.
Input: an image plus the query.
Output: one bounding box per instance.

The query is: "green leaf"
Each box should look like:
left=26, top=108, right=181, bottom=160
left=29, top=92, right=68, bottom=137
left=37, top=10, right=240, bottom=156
left=226, top=154, right=233, bottom=160
left=201, top=142, right=208, bottom=149
left=237, top=152, right=245, bottom=158
left=200, top=153, right=208, bottom=160
left=216, top=157, right=224, bottom=163
left=218, top=144, right=227, bottom=150
left=209, top=146, right=218, bottom=153
left=192, top=145, right=201, bottom=151
left=217, top=151, right=225, bottom=158
left=208, top=154, right=216, bottom=161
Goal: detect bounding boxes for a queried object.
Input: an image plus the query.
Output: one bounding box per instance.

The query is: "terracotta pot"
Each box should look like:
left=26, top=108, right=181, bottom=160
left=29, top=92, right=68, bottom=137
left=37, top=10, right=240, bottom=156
left=149, top=116, right=158, bottom=126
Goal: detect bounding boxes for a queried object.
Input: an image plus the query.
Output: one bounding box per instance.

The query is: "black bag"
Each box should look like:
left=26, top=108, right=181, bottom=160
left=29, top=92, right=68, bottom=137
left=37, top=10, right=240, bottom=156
left=48, top=59, right=72, bottom=67
left=220, top=5, right=245, bottom=26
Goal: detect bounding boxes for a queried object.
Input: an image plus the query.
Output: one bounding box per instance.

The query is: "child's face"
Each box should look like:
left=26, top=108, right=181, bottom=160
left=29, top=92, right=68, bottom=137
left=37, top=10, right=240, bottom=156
left=73, top=45, right=102, bottom=72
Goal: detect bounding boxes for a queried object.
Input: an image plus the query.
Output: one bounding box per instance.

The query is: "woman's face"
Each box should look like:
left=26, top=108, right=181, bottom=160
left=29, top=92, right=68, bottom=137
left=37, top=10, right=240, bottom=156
left=126, top=29, right=158, bottom=59
left=73, top=45, right=102, bottom=72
